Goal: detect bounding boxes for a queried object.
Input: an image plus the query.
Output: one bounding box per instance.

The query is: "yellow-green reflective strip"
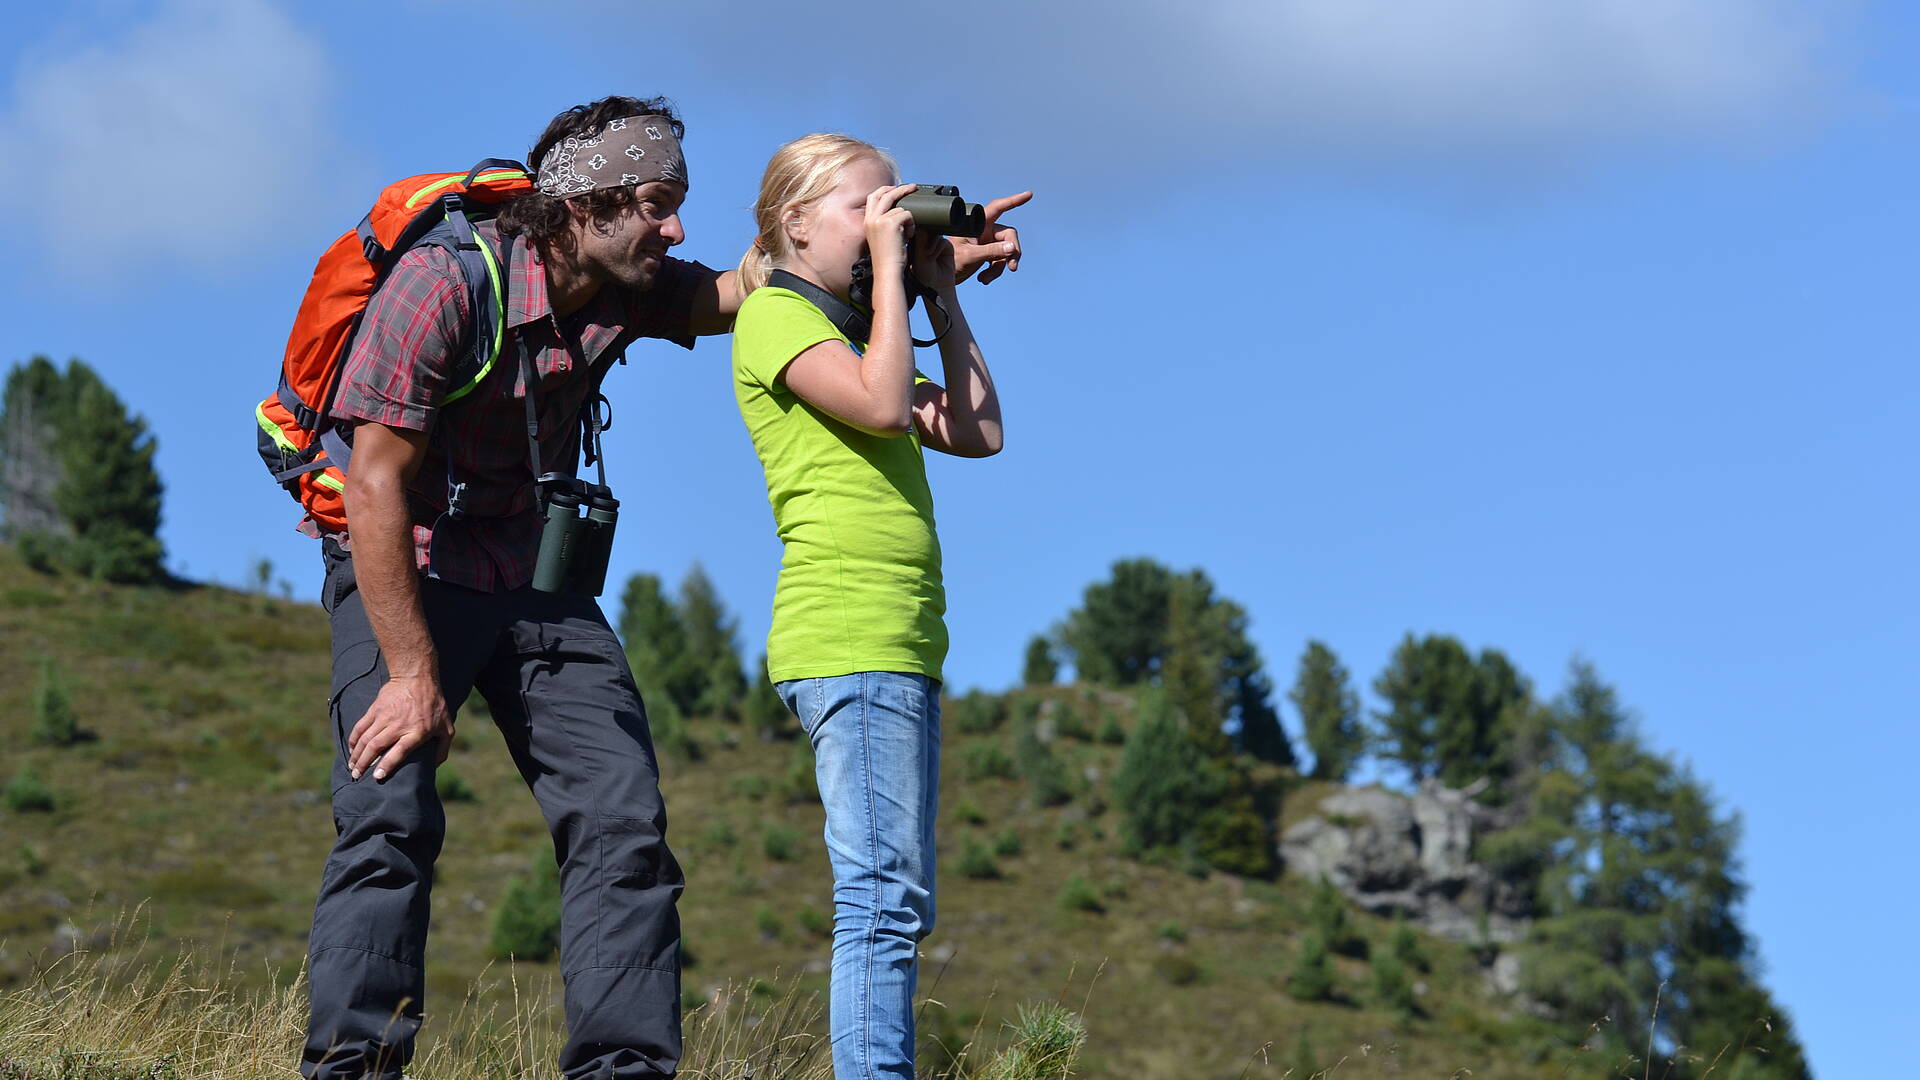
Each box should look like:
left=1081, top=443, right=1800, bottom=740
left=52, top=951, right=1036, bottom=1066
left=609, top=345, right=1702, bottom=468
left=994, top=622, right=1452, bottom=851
left=404, top=170, right=528, bottom=209
left=443, top=226, right=506, bottom=407
left=256, top=402, right=344, bottom=492
left=255, top=402, right=298, bottom=453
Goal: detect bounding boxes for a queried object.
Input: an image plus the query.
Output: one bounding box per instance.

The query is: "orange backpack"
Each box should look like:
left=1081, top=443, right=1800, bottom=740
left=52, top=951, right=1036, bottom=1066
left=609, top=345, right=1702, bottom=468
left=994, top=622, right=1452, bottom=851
left=255, top=158, right=532, bottom=532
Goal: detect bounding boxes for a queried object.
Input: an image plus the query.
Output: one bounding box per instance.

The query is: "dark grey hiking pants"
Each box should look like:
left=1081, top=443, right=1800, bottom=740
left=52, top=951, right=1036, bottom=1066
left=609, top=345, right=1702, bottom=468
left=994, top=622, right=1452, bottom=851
left=301, top=541, right=683, bottom=1080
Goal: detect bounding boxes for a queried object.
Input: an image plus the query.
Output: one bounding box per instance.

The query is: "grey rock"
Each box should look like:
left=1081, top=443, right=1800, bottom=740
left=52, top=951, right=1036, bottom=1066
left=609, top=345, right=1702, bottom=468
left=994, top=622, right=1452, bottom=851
left=1280, top=779, right=1531, bottom=947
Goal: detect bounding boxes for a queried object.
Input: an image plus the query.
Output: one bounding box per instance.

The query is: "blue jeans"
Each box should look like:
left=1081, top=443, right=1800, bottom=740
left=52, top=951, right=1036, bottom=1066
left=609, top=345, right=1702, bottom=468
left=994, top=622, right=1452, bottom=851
left=777, top=672, right=942, bottom=1080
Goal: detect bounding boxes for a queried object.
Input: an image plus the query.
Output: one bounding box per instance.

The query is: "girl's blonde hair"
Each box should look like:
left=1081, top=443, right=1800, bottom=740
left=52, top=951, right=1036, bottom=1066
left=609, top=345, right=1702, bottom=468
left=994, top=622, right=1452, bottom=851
left=738, top=133, right=899, bottom=293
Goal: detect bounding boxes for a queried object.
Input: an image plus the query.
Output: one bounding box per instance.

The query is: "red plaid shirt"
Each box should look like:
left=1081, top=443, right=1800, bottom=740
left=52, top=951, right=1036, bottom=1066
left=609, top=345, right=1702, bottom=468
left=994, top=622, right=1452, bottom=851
left=325, top=220, right=716, bottom=591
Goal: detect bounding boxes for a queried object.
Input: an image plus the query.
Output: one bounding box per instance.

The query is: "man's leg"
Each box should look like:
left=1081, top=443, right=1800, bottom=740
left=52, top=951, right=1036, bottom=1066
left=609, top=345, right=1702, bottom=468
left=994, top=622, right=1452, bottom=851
left=473, top=591, right=684, bottom=1080
left=302, top=546, right=499, bottom=1080
left=777, top=671, right=940, bottom=1080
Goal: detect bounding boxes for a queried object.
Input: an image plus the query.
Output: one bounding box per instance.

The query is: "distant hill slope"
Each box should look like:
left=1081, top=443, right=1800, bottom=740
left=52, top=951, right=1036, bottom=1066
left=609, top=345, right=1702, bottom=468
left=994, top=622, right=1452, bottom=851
left=0, top=547, right=1776, bottom=1078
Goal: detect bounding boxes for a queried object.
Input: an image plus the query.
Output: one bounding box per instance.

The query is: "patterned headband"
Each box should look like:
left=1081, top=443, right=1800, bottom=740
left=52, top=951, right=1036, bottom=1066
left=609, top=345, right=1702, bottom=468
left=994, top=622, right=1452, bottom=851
left=535, top=114, right=688, bottom=198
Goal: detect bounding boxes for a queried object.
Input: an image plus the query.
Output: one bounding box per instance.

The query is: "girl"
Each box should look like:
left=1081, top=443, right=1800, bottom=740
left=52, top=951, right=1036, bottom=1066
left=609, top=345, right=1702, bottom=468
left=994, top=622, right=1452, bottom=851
left=731, top=134, right=1006, bottom=1079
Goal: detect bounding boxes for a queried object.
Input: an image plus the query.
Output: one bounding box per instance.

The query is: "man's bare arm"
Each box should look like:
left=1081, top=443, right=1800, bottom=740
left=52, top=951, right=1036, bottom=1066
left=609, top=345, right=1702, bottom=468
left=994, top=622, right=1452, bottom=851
left=689, top=264, right=748, bottom=336
left=340, top=421, right=455, bottom=781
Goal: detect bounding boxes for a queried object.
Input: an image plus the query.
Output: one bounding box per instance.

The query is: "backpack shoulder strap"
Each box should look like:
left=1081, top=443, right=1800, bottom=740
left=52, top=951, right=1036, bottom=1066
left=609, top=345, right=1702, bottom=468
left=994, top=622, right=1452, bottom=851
left=414, top=202, right=509, bottom=406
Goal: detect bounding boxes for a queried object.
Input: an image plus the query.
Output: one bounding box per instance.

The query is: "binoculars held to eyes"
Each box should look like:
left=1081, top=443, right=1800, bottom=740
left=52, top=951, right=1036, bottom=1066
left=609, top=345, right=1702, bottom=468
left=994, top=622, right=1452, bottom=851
left=897, top=185, right=985, bottom=237
left=533, top=474, right=619, bottom=596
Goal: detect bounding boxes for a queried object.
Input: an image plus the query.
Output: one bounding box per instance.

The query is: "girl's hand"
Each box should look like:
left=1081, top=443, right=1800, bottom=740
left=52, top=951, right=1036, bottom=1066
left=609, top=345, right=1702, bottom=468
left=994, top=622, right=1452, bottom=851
left=912, top=228, right=956, bottom=292
left=864, top=183, right=918, bottom=273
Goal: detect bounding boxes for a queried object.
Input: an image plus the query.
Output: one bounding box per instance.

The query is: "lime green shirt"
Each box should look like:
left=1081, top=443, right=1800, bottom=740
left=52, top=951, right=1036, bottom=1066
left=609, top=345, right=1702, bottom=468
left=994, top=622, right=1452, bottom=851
left=732, top=286, right=947, bottom=683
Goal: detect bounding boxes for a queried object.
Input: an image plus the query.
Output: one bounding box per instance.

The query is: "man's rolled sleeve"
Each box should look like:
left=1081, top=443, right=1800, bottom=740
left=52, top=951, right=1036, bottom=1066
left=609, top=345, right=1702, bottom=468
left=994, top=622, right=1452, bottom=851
left=630, top=256, right=719, bottom=350
left=331, top=246, right=471, bottom=432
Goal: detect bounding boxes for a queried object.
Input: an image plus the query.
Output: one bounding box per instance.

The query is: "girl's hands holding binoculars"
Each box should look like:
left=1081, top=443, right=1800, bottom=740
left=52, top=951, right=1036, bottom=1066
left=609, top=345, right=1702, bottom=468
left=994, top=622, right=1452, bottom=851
left=864, top=183, right=920, bottom=277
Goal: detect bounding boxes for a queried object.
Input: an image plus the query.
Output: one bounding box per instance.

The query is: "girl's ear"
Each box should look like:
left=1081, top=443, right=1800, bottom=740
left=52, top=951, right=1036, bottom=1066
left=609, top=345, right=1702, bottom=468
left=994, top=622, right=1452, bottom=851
left=781, top=206, right=808, bottom=247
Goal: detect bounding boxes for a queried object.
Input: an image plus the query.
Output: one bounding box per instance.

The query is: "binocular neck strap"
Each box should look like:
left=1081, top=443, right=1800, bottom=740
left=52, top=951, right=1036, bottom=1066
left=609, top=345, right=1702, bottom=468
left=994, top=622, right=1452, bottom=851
left=518, top=335, right=545, bottom=492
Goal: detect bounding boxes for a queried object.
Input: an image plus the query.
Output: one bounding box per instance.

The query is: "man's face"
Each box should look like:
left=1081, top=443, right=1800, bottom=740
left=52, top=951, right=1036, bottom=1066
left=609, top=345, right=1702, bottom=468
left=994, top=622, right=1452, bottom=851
left=573, top=180, right=687, bottom=291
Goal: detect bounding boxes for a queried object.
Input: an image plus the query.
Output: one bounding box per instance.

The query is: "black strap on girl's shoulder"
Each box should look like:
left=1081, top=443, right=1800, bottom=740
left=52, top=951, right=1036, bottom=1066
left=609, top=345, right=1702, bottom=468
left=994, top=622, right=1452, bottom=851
left=767, top=269, right=872, bottom=345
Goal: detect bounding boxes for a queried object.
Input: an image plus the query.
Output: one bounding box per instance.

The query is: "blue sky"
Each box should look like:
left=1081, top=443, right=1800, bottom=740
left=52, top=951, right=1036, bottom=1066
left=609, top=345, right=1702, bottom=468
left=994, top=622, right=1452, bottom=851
left=3, top=1, right=1913, bottom=1073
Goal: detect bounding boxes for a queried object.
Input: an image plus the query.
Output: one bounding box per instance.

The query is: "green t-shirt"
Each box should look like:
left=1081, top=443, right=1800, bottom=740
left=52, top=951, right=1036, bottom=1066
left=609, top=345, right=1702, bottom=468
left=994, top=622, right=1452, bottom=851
left=732, top=286, right=947, bottom=684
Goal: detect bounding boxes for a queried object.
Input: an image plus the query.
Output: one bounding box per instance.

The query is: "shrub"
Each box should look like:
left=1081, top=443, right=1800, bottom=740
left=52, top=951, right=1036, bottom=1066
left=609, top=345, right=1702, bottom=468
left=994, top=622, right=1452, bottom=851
left=434, top=766, right=476, bottom=803
left=955, top=838, right=1000, bottom=880
left=701, top=819, right=738, bottom=849
left=1157, top=921, right=1187, bottom=943
left=5, top=766, right=55, bottom=813
left=1286, top=930, right=1335, bottom=1002
left=992, top=829, right=1023, bottom=857
left=1391, top=918, right=1430, bottom=973
left=1057, top=873, right=1103, bottom=913
left=762, top=824, right=800, bottom=862
left=1371, top=949, right=1416, bottom=1018
left=31, top=659, right=79, bottom=746
left=1095, top=714, right=1126, bottom=745
left=1151, top=954, right=1202, bottom=987
left=754, top=904, right=783, bottom=941
left=1014, top=722, right=1072, bottom=807
left=963, top=742, right=1016, bottom=781
left=729, top=774, right=770, bottom=801
left=947, top=690, right=1007, bottom=734
left=796, top=904, right=831, bottom=938
left=1309, top=877, right=1368, bottom=958
left=952, top=800, right=988, bottom=825
left=1053, top=821, right=1078, bottom=849
left=490, top=851, right=562, bottom=961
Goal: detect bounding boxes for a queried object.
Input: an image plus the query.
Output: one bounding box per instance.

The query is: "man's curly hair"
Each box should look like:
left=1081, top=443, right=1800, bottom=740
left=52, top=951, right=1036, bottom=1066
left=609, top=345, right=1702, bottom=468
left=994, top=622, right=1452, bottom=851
left=496, top=95, right=686, bottom=252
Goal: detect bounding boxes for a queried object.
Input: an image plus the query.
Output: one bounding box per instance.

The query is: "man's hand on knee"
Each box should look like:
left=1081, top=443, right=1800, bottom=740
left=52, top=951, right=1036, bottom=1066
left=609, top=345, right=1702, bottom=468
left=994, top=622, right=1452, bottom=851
left=348, top=674, right=454, bottom=781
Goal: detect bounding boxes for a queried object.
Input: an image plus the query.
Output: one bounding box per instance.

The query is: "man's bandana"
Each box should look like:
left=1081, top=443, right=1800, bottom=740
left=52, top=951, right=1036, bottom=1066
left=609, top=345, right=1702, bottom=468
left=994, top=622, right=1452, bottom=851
left=535, top=114, right=687, bottom=198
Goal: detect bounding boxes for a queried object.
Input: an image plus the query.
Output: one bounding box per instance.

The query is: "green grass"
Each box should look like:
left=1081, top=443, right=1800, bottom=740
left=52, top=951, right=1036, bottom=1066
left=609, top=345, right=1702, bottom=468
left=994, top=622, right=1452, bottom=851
left=0, top=546, right=1802, bottom=1079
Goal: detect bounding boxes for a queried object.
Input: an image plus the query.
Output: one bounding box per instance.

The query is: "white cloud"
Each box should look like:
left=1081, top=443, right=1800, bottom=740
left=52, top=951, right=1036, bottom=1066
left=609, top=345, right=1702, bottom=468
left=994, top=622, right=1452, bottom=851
left=0, top=0, right=351, bottom=277
left=1183, top=0, right=1832, bottom=159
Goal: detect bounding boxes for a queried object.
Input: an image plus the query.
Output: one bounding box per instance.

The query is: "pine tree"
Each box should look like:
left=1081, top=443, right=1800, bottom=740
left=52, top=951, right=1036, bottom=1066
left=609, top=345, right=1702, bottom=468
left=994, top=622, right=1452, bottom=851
left=743, top=653, right=795, bottom=741
left=1063, top=560, right=1294, bottom=765
left=675, top=563, right=745, bottom=719
left=0, top=359, right=165, bottom=582
left=1373, top=634, right=1527, bottom=788
left=618, top=572, right=688, bottom=721
left=53, top=364, right=165, bottom=582
left=1112, top=691, right=1221, bottom=855
left=1290, top=640, right=1364, bottom=781
left=489, top=850, right=562, bottom=961
left=1286, top=930, right=1335, bottom=1002
left=1289, top=1032, right=1319, bottom=1079
left=1021, top=634, right=1057, bottom=686
left=31, top=658, right=79, bottom=746
left=1516, top=661, right=1812, bottom=1076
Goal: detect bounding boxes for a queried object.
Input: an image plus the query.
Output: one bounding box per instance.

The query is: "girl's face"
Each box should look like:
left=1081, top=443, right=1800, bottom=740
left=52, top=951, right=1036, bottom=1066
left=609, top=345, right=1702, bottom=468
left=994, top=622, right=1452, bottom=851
left=787, top=155, right=896, bottom=298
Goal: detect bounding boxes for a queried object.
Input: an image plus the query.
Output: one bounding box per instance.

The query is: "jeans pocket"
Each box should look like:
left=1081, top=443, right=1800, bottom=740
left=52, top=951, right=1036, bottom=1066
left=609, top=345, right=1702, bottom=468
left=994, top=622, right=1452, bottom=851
left=775, top=678, right=826, bottom=737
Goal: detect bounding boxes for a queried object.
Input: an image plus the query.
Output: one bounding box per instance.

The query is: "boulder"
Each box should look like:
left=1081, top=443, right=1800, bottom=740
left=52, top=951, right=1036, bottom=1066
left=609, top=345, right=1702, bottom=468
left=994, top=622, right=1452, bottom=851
left=1280, top=779, right=1531, bottom=946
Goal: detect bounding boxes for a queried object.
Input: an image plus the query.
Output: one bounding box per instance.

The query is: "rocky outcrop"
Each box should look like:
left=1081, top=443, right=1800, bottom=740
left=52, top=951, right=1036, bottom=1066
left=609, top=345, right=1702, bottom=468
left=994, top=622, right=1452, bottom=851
left=1280, top=779, right=1532, bottom=946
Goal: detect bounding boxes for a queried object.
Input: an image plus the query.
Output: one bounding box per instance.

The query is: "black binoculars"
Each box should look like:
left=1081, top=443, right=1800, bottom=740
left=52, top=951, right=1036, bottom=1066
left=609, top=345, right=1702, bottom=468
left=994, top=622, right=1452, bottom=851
left=898, top=185, right=985, bottom=237
left=532, top=474, right=619, bottom=596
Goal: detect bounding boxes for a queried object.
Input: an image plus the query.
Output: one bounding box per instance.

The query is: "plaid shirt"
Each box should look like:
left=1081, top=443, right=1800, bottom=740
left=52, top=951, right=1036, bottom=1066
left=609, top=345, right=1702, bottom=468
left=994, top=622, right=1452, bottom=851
left=326, top=220, right=716, bottom=592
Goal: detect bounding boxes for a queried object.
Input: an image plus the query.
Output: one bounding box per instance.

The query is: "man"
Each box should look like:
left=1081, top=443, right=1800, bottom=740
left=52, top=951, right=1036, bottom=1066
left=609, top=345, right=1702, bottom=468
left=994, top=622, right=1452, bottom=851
left=301, top=95, right=1023, bottom=1080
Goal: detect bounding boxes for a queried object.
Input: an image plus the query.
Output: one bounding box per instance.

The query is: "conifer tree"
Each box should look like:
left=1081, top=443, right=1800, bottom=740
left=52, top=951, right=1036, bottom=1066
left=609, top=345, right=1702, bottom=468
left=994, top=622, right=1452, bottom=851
left=1286, top=930, right=1334, bottom=1002
left=1373, top=633, right=1527, bottom=788
left=0, top=358, right=165, bottom=582
left=1021, top=634, right=1057, bottom=686
left=1290, top=640, right=1364, bottom=781
left=53, top=364, right=164, bottom=582
left=1064, top=559, right=1294, bottom=765
left=1516, top=661, right=1811, bottom=1077
left=618, top=572, right=688, bottom=722
left=676, top=563, right=745, bottom=719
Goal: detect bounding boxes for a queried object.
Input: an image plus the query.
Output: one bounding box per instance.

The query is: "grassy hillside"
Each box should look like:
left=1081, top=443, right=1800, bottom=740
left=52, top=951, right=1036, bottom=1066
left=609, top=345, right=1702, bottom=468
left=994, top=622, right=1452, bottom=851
left=0, top=547, right=1686, bottom=1078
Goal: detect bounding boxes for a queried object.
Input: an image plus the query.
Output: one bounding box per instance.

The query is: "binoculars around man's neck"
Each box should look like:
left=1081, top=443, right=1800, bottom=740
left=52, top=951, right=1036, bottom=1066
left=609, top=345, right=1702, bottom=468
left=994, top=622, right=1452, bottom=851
left=533, top=474, right=619, bottom=596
